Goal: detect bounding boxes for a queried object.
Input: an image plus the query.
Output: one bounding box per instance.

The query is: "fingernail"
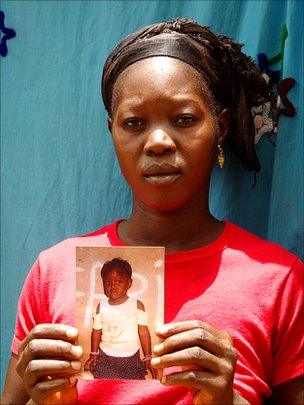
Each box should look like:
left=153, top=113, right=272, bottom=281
left=153, top=343, right=164, bottom=354
left=150, top=357, right=160, bottom=366
left=66, top=327, right=78, bottom=338
left=69, top=376, right=77, bottom=385
left=70, top=346, right=83, bottom=357
left=71, top=360, right=81, bottom=370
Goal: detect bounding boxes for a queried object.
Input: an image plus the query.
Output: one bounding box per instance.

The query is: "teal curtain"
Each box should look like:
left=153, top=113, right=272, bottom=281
left=1, top=0, right=303, bottom=387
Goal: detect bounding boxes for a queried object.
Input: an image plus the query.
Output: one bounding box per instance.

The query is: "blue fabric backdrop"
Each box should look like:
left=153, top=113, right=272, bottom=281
left=1, top=0, right=303, bottom=388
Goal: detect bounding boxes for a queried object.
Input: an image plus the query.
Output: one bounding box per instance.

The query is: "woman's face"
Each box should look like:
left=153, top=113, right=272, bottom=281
left=108, top=57, right=225, bottom=212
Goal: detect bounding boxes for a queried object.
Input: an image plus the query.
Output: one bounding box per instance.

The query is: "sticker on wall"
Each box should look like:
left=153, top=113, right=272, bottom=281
left=0, top=10, right=16, bottom=57
left=252, top=25, right=296, bottom=144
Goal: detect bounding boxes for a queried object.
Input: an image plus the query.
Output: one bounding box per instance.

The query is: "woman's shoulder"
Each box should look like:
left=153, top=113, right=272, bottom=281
left=225, top=221, right=302, bottom=268
left=39, top=221, right=118, bottom=257
left=18, top=222, right=120, bottom=291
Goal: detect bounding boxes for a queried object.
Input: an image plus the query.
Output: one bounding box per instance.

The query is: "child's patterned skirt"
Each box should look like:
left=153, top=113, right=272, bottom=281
left=90, top=349, right=146, bottom=379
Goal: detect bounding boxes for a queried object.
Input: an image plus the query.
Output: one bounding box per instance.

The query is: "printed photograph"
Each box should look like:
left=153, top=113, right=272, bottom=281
left=76, top=246, right=164, bottom=381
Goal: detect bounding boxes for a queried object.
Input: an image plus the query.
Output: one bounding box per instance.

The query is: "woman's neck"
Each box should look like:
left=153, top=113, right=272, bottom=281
left=117, top=191, right=224, bottom=252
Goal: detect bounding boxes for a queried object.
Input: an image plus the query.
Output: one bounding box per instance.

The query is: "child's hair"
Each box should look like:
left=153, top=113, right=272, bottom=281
left=100, top=257, right=132, bottom=279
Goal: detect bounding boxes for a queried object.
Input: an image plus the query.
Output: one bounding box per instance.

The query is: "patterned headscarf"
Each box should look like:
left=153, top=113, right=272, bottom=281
left=102, top=18, right=272, bottom=172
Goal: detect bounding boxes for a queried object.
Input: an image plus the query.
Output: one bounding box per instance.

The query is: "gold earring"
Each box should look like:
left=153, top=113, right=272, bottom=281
left=217, top=144, right=225, bottom=168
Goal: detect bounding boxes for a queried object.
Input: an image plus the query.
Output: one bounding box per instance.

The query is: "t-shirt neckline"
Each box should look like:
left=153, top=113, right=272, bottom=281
left=107, top=219, right=233, bottom=260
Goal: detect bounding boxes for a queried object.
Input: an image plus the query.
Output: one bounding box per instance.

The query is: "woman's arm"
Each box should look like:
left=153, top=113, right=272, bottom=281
left=1, top=324, right=81, bottom=405
left=1, top=354, right=30, bottom=404
left=265, top=376, right=304, bottom=405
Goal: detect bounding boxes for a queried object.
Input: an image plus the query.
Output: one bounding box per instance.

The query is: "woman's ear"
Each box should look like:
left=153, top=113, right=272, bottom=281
left=218, top=108, right=230, bottom=144
left=107, top=117, right=113, bottom=133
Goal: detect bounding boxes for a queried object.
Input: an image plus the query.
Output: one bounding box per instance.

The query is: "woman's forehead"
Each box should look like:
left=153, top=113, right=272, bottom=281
left=112, top=57, right=208, bottom=106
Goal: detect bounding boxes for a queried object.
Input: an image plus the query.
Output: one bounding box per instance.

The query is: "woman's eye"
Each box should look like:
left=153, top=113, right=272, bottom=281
left=123, top=119, right=145, bottom=129
left=174, top=115, right=197, bottom=126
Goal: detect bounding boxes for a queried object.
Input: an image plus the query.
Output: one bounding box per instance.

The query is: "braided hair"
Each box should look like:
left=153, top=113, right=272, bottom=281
left=102, top=18, right=272, bottom=172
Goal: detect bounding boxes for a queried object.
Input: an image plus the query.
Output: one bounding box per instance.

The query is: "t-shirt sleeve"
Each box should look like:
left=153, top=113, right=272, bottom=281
left=11, top=256, right=49, bottom=355
left=137, top=309, right=148, bottom=326
left=92, top=312, right=103, bottom=330
left=271, top=258, right=304, bottom=386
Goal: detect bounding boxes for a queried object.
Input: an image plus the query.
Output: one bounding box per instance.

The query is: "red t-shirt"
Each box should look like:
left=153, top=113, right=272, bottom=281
left=12, top=221, right=304, bottom=405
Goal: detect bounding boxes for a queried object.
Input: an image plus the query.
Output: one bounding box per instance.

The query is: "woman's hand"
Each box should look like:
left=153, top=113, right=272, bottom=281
left=16, top=323, right=83, bottom=405
left=144, top=359, right=158, bottom=379
left=84, top=354, right=99, bottom=371
left=151, top=320, right=238, bottom=405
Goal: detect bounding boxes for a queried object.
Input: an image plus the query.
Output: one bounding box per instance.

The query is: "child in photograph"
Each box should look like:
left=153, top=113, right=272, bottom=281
left=84, top=257, right=156, bottom=380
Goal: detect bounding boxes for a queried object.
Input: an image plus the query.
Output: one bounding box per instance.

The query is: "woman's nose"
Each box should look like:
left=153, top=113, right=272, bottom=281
left=143, top=128, right=176, bottom=156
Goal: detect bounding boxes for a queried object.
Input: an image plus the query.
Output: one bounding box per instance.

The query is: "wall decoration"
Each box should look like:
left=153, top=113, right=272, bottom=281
left=0, top=10, right=16, bottom=57
left=252, top=25, right=296, bottom=144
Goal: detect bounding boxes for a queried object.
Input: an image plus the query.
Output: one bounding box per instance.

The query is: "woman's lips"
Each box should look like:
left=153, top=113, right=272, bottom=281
left=144, top=173, right=181, bottom=186
left=143, top=162, right=181, bottom=186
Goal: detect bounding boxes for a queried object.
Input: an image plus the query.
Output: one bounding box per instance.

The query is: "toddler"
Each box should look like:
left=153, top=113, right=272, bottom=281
left=84, top=258, right=156, bottom=379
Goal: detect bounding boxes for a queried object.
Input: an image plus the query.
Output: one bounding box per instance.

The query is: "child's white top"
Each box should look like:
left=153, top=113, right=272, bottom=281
left=92, top=297, right=148, bottom=357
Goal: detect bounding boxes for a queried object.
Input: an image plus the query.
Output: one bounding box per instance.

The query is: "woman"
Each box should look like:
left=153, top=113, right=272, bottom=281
left=1, top=18, right=303, bottom=405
